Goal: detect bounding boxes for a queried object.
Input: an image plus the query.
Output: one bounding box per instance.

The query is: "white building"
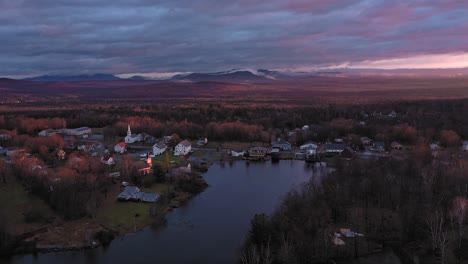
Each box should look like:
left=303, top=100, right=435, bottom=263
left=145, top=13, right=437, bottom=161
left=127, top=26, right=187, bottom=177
left=125, top=125, right=141, bottom=144
left=300, top=142, right=318, bottom=155
left=114, top=142, right=126, bottom=154
left=65, top=127, right=91, bottom=136
left=174, top=140, right=191, bottom=156
left=153, top=141, right=167, bottom=155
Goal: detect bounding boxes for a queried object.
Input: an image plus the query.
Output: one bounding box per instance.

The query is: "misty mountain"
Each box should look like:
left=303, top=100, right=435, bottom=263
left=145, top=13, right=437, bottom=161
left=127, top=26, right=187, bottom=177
left=126, top=75, right=149, bottom=80
left=172, top=69, right=278, bottom=83
left=24, top=73, right=121, bottom=82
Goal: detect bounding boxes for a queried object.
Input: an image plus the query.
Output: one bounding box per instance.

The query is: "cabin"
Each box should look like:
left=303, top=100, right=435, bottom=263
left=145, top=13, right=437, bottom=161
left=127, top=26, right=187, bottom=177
left=153, top=141, right=167, bottom=155
left=114, top=142, right=126, bottom=154
left=174, top=140, right=191, bottom=156
left=272, top=140, right=292, bottom=151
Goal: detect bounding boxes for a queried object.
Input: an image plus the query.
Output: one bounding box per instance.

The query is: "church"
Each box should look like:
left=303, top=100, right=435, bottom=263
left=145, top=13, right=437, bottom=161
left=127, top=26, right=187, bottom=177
left=124, top=125, right=142, bottom=144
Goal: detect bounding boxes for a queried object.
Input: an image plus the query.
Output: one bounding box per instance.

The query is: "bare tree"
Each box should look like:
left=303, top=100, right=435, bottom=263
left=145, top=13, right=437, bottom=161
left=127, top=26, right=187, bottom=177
left=451, top=197, right=467, bottom=250
left=426, top=209, right=444, bottom=251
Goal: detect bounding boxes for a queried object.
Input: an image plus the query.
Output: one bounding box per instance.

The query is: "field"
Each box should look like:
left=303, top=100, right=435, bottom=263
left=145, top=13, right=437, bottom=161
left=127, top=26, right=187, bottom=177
left=1, top=76, right=468, bottom=109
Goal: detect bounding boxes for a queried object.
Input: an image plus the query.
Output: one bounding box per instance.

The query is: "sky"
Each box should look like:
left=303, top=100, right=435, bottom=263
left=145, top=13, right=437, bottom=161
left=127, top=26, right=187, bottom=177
left=1, top=0, right=468, bottom=78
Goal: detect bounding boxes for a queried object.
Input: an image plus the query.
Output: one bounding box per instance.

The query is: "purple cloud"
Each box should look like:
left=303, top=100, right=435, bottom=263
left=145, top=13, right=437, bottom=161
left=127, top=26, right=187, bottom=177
left=0, top=0, right=467, bottom=76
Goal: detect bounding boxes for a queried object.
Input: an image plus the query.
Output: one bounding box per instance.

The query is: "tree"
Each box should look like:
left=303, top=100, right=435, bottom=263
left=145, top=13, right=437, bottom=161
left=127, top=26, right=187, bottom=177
left=440, top=129, right=460, bottom=148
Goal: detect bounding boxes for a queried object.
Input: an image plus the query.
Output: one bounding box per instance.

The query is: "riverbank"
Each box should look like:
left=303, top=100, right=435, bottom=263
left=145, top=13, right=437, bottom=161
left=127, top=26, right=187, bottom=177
left=0, top=169, right=208, bottom=256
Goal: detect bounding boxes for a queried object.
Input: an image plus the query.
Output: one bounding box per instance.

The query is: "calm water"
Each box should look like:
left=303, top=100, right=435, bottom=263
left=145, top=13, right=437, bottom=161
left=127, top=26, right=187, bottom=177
left=11, top=160, right=327, bottom=264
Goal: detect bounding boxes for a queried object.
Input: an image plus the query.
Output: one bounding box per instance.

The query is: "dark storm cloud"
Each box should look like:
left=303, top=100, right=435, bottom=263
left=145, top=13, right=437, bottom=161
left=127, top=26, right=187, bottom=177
left=0, top=0, right=467, bottom=76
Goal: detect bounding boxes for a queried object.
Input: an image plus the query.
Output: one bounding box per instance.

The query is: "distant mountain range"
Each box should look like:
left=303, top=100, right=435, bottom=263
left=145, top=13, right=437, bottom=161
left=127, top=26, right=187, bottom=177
left=16, top=67, right=468, bottom=83
left=24, top=73, right=121, bottom=82
left=172, top=68, right=287, bottom=83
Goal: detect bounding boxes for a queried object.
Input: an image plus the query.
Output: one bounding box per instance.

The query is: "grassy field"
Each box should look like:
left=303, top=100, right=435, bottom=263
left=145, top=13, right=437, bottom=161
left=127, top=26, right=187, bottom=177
left=0, top=173, right=56, bottom=235
left=95, top=182, right=188, bottom=233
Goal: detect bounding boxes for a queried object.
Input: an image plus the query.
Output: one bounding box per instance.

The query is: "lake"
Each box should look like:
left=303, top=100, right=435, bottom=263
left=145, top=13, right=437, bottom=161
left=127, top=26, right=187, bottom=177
left=11, top=160, right=327, bottom=264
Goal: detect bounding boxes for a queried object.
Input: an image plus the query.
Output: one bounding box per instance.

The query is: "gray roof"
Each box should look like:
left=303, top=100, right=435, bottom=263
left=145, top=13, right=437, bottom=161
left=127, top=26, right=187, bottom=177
left=325, top=144, right=346, bottom=151
left=117, top=186, right=159, bottom=203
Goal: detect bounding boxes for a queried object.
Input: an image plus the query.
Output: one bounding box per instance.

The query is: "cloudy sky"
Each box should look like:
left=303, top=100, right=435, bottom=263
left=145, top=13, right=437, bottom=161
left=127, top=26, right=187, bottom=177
left=1, top=0, right=468, bottom=77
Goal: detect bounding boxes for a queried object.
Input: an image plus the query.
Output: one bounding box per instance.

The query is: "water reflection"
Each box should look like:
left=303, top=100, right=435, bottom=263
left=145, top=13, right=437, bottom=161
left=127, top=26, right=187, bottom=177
left=11, top=160, right=328, bottom=264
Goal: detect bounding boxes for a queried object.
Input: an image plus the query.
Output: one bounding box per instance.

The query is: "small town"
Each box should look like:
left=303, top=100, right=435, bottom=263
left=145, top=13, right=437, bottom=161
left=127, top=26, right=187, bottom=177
left=2, top=1, right=468, bottom=263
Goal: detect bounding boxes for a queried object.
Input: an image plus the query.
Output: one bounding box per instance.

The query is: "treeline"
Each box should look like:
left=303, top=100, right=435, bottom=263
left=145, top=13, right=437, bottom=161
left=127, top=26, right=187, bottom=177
left=0, top=99, right=467, bottom=143
left=242, top=150, right=468, bottom=263
left=11, top=153, right=110, bottom=220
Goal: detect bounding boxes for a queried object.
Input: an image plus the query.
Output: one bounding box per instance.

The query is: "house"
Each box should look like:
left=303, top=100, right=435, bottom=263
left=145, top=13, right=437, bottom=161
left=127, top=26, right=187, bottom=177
left=174, top=140, right=191, bottom=156
left=391, top=141, right=403, bottom=150
left=117, top=186, right=159, bottom=203
left=462, top=141, right=468, bottom=151
left=248, top=146, right=267, bottom=159
left=57, top=149, right=66, bottom=160
left=6, top=147, right=24, bottom=157
left=430, top=143, right=440, bottom=150
left=153, top=141, right=167, bottom=155
left=0, top=134, right=12, bottom=141
left=38, top=129, right=56, bottom=137
left=117, top=186, right=141, bottom=201
left=341, top=147, right=355, bottom=160
left=230, top=150, right=245, bottom=157
left=101, top=156, right=115, bottom=166
left=335, top=138, right=344, bottom=143
left=145, top=136, right=157, bottom=144
left=300, top=142, right=318, bottom=150
left=65, top=127, right=91, bottom=136
left=372, top=142, right=385, bottom=152
left=300, top=142, right=318, bottom=155
left=388, top=111, right=397, bottom=118
left=114, top=142, right=126, bottom=154
left=272, top=140, right=292, bottom=151
left=197, top=137, right=208, bottom=146
left=125, top=125, right=142, bottom=144
left=135, top=160, right=151, bottom=175
left=360, top=137, right=373, bottom=145
left=322, top=144, right=346, bottom=154
left=179, top=162, right=191, bottom=173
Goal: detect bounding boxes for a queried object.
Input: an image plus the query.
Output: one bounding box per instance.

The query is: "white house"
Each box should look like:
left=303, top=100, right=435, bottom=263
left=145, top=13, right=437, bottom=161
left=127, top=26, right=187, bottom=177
left=300, top=142, right=318, bottom=155
left=153, top=141, right=167, bottom=155
left=174, top=140, right=191, bottom=156
left=114, top=142, right=126, bottom=154
left=125, top=125, right=142, bottom=144
left=230, top=150, right=245, bottom=157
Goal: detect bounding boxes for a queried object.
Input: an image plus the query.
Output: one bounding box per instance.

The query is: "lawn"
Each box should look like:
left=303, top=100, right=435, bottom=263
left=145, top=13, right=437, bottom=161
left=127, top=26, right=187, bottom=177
left=95, top=182, right=181, bottom=233
left=0, top=175, right=56, bottom=234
